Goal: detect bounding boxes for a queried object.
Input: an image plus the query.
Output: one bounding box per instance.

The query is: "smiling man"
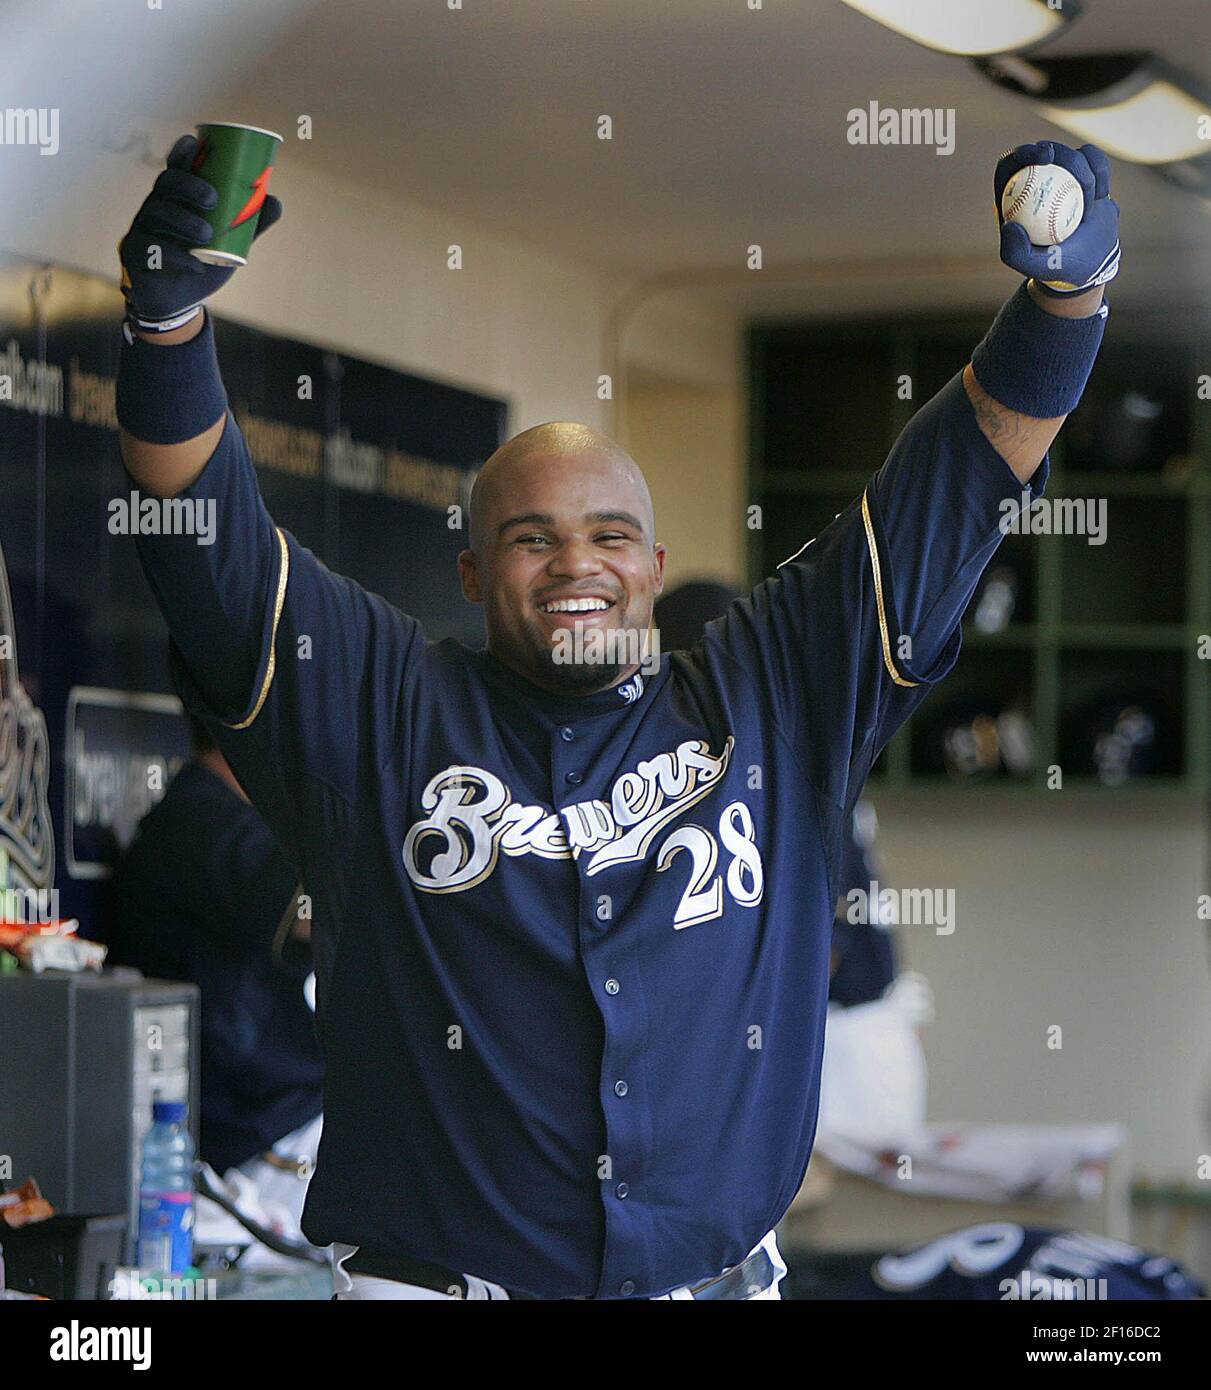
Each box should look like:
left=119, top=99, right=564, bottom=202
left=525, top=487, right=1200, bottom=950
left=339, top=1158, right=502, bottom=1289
left=460, top=422, right=665, bottom=693
left=115, top=135, right=1117, bottom=1300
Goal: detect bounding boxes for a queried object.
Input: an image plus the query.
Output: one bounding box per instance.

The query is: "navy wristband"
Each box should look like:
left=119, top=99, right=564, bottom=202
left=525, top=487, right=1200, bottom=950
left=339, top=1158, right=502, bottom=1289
left=115, top=308, right=228, bottom=445
left=971, top=280, right=1108, bottom=418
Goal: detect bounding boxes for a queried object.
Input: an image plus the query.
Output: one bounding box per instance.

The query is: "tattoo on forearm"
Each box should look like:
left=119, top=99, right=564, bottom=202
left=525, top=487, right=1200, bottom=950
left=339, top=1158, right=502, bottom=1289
left=967, top=380, right=1027, bottom=447
left=962, top=363, right=1062, bottom=484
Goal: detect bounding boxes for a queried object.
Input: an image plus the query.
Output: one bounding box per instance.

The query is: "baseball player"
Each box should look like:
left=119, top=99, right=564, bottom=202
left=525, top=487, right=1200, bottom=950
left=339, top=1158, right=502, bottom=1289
left=654, top=581, right=898, bottom=1005
left=114, top=135, right=1118, bottom=1300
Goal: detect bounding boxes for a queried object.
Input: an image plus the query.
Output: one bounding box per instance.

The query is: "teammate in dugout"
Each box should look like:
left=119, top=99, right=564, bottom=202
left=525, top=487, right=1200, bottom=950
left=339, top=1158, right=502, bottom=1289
left=115, top=135, right=1119, bottom=1300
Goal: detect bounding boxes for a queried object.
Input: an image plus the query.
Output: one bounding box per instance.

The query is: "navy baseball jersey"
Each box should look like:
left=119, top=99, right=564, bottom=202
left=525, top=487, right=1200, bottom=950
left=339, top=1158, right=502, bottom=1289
left=124, top=316, right=1045, bottom=1298
left=788, top=1224, right=1206, bottom=1300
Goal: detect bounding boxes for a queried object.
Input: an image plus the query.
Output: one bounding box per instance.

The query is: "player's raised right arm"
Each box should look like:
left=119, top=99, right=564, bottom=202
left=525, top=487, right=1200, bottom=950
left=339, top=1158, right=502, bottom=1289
left=117, top=133, right=278, bottom=496
left=114, top=133, right=288, bottom=720
left=114, top=137, right=421, bottom=854
left=119, top=310, right=226, bottom=496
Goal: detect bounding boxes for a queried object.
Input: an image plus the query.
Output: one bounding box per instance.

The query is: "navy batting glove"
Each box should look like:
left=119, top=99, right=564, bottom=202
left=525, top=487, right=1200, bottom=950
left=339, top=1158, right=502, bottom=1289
left=994, top=140, right=1120, bottom=297
left=119, top=133, right=282, bottom=332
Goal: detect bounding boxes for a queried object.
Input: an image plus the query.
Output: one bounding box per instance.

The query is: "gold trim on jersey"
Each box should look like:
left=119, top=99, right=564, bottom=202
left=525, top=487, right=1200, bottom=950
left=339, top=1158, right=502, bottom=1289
left=226, top=526, right=290, bottom=730
left=860, top=488, right=917, bottom=689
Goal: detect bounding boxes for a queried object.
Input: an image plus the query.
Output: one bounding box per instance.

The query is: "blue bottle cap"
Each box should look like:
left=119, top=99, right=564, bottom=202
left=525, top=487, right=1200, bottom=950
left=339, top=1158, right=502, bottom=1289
left=152, top=1100, right=187, bottom=1124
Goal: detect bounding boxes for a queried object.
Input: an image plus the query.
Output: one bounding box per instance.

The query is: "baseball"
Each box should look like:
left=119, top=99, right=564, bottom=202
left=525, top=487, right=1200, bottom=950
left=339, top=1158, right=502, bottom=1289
left=1000, top=163, right=1084, bottom=246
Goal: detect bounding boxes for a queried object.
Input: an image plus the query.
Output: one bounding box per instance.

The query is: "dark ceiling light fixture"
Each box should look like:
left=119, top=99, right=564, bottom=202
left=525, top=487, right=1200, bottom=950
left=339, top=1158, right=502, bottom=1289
left=838, top=0, right=1081, bottom=59
left=976, top=52, right=1211, bottom=195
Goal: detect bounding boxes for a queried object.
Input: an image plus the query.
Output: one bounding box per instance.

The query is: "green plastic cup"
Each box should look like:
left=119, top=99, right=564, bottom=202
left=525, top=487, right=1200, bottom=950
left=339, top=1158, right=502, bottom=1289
left=189, top=121, right=283, bottom=267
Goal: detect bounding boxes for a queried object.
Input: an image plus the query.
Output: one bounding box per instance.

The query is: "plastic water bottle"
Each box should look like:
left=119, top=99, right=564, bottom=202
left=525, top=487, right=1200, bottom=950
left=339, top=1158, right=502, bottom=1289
left=136, top=1100, right=195, bottom=1275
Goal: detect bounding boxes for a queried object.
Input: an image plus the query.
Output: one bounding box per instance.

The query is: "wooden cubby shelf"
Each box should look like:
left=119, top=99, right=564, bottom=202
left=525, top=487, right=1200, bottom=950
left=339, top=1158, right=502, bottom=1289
left=749, top=306, right=1211, bottom=796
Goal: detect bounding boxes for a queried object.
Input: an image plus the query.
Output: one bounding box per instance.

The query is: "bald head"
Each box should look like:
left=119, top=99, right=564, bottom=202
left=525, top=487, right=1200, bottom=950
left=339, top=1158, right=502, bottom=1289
left=468, top=421, right=654, bottom=554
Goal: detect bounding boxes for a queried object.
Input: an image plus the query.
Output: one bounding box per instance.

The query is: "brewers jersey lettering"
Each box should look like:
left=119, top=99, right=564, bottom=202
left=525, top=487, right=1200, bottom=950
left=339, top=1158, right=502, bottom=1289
left=129, top=331, right=1046, bottom=1298
left=789, top=1224, right=1206, bottom=1301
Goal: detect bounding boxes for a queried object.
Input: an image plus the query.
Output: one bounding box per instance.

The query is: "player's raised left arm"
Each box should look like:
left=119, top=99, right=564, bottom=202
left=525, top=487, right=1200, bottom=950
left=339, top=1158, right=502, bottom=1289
left=706, top=140, right=1120, bottom=817
left=961, top=140, right=1119, bottom=484
left=962, top=280, right=1104, bottom=484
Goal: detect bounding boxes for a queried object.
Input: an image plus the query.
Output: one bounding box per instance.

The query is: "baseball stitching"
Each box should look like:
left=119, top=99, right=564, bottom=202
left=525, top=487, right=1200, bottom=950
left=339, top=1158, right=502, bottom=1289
left=1002, top=167, right=1034, bottom=223
left=1047, top=185, right=1078, bottom=243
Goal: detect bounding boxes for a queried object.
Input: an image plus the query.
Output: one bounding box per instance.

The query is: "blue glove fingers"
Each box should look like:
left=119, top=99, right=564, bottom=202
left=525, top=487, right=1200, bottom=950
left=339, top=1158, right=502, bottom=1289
left=1079, top=143, right=1112, bottom=200
left=122, top=132, right=280, bottom=324
left=1041, top=143, right=1096, bottom=208
left=138, top=196, right=214, bottom=246
left=999, top=220, right=1054, bottom=276
left=147, top=243, right=211, bottom=277
left=120, top=230, right=209, bottom=278
left=152, top=166, right=219, bottom=212
left=165, top=134, right=200, bottom=171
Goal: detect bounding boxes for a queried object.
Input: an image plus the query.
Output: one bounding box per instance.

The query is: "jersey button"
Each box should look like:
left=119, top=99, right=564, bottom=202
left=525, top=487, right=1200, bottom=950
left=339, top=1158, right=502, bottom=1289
left=620, top=1279, right=636, bottom=1297
left=559, top=726, right=575, bottom=742
left=614, top=1079, right=628, bottom=1097
left=615, top=1182, right=629, bottom=1199
left=604, top=978, right=620, bottom=995
left=565, top=771, right=583, bottom=786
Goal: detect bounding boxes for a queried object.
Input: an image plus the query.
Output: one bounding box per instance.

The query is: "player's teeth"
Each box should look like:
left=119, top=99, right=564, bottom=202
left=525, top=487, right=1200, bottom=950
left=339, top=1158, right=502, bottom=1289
left=543, top=599, right=610, bottom=612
